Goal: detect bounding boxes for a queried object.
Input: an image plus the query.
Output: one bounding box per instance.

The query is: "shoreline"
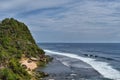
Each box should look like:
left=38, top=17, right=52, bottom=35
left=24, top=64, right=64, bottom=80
left=38, top=56, right=104, bottom=80
left=44, top=49, right=120, bottom=80
left=19, top=51, right=113, bottom=80
left=19, top=54, right=52, bottom=79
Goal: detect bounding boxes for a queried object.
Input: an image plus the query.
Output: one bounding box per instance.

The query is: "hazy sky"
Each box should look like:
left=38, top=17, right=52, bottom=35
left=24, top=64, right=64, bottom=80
left=0, top=0, right=120, bottom=43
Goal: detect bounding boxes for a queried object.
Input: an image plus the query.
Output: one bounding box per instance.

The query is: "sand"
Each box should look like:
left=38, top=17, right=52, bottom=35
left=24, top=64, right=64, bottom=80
left=20, top=57, right=37, bottom=71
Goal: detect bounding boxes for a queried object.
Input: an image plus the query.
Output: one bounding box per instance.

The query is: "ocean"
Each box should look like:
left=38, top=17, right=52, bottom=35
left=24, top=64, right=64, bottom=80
left=38, top=43, right=120, bottom=80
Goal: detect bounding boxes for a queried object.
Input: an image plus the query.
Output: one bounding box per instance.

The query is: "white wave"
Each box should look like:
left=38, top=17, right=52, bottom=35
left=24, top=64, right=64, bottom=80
left=44, top=49, right=120, bottom=80
left=61, top=61, right=70, bottom=67
left=55, top=58, right=70, bottom=67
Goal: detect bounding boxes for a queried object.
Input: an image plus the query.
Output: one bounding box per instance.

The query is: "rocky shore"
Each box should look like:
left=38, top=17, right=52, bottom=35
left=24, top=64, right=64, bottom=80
left=37, top=56, right=108, bottom=80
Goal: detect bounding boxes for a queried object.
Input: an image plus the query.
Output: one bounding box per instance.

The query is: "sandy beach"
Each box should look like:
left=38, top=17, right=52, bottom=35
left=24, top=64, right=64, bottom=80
left=20, top=57, right=38, bottom=74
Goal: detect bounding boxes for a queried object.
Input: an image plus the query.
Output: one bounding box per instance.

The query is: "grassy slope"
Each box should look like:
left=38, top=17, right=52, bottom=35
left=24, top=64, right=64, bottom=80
left=0, top=18, right=48, bottom=80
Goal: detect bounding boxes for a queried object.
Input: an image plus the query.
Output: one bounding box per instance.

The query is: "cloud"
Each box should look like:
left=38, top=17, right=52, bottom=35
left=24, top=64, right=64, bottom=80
left=0, top=0, right=120, bottom=42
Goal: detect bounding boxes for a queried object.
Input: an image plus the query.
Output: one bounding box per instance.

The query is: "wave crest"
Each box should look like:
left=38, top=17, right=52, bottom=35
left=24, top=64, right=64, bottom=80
left=44, top=49, right=120, bottom=80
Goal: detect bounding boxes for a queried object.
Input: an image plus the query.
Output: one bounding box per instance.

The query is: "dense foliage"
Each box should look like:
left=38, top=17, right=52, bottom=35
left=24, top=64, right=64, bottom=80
left=0, top=18, right=46, bottom=80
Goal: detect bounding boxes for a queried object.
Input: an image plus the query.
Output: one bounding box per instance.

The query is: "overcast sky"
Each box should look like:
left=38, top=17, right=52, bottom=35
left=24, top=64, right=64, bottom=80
left=0, top=0, right=120, bottom=43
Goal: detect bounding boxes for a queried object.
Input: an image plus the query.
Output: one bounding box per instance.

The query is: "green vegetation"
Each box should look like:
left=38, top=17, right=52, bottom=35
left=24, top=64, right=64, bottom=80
left=0, top=18, right=48, bottom=80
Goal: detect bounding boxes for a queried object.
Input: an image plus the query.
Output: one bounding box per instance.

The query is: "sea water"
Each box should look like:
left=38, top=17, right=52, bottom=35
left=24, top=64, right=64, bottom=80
left=38, top=43, right=120, bottom=80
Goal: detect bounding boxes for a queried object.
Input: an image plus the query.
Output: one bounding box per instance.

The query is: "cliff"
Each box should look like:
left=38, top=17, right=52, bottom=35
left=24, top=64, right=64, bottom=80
left=0, top=18, right=50, bottom=80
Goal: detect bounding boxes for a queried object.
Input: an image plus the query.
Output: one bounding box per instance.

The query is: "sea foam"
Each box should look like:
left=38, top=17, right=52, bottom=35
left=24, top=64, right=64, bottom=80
left=44, top=49, right=120, bottom=80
